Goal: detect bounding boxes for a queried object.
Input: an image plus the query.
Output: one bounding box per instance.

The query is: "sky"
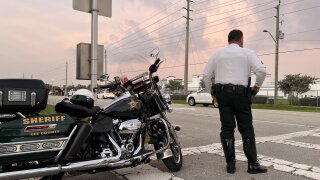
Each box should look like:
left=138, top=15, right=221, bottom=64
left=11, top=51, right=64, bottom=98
left=0, top=0, right=319, bottom=87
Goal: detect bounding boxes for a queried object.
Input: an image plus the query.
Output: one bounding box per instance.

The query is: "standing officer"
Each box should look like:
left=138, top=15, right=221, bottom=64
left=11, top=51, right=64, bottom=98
left=203, top=29, right=267, bottom=174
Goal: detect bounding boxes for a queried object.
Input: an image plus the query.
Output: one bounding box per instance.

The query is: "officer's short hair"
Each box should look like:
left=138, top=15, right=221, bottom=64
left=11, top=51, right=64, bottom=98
left=228, top=29, right=243, bottom=42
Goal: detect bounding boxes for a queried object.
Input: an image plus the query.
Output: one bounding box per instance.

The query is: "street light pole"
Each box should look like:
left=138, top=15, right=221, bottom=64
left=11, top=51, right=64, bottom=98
left=274, top=0, right=280, bottom=106
left=263, top=0, right=281, bottom=106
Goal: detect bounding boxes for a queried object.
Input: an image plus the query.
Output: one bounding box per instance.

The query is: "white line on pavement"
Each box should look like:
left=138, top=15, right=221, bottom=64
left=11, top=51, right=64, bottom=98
left=180, top=128, right=320, bottom=180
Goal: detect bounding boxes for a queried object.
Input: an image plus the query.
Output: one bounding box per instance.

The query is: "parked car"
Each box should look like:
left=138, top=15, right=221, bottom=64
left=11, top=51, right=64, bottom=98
left=186, top=89, right=212, bottom=106
left=97, top=90, right=116, bottom=99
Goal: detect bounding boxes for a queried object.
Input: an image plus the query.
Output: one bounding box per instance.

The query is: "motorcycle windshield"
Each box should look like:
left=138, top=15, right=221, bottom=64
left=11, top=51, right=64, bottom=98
left=109, top=53, right=153, bottom=83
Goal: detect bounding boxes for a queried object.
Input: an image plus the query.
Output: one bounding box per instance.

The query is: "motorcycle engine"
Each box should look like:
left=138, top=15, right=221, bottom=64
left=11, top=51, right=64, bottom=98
left=115, top=119, right=142, bottom=159
left=118, top=119, right=142, bottom=134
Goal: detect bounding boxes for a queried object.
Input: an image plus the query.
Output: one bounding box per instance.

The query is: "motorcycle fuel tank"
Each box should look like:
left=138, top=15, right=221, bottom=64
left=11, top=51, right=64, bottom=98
left=0, top=113, right=75, bottom=165
left=102, top=96, right=143, bottom=120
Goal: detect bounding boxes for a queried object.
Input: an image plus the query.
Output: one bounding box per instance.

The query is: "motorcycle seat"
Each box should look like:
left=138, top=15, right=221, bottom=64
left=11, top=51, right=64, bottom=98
left=55, top=101, right=101, bottom=119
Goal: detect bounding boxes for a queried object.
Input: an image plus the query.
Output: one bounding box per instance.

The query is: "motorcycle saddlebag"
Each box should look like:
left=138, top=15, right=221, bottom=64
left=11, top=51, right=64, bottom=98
left=0, top=79, right=49, bottom=113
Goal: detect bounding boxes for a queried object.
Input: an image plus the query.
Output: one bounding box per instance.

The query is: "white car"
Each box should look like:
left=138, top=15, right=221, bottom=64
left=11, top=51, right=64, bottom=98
left=186, top=89, right=212, bottom=106
left=97, top=91, right=116, bottom=99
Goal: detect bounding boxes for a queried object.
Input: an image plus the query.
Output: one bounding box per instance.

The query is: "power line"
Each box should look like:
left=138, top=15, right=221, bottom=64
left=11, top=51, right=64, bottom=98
left=108, top=17, right=183, bottom=54
left=193, top=0, right=276, bottom=21
left=106, top=8, right=183, bottom=51
left=193, top=0, right=249, bottom=15
left=108, top=5, right=276, bottom=55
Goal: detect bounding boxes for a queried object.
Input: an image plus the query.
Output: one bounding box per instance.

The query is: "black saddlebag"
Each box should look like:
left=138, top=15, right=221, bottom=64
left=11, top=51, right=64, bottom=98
left=0, top=79, right=49, bottom=113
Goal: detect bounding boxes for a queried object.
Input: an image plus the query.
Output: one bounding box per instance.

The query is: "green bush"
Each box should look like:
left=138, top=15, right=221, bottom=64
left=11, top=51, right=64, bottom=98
left=252, top=96, right=268, bottom=104
left=294, top=98, right=320, bottom=107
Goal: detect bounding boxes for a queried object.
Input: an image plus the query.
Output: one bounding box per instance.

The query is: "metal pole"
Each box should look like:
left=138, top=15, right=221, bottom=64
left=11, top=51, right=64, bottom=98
left=65, top=61, right=68, bottom=96
left=104, top=49, right=107, bottom=75
left=184, top=0, right=190, bottom=95
left=274, top=0, right=280, bottom=106
left=91, top=0, right=98, bottom=95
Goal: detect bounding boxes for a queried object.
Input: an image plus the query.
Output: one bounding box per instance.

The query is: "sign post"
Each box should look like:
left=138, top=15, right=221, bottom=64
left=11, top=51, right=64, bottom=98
left=73, top=0, right=112, bottom=93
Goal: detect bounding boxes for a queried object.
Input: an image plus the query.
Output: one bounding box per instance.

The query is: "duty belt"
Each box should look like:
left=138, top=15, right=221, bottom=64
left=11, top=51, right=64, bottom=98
left=213, top=83, right=247, bottom=95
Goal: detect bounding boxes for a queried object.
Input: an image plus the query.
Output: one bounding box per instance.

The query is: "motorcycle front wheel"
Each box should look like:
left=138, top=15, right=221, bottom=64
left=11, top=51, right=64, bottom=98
left=162, top=134, right=183, bottom=172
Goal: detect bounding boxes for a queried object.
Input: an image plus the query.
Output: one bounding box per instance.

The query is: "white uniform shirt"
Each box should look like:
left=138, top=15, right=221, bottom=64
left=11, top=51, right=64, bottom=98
left=203, top=43, right=266, bottom=91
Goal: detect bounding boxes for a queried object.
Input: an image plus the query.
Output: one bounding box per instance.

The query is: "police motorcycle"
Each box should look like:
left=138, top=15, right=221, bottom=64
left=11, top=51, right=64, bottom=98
left=0, top=48, right=182, bottom=180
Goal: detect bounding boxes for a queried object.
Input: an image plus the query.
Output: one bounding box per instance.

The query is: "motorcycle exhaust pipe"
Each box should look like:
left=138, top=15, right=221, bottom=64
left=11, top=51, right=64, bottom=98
left=0, top=166, right=62, bottom=180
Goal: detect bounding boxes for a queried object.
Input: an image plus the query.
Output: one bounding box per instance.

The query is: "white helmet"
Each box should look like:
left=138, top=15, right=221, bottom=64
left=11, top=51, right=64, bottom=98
left=70, top=89, right=94, bottom=108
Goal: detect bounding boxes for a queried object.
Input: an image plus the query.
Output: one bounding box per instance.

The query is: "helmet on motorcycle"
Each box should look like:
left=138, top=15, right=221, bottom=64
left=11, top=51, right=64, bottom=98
left=70, top=89, right=94, bottom=108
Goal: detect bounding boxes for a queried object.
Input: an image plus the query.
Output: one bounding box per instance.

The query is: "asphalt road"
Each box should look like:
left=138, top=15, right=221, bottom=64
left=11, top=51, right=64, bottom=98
left=48, top=96, right=320, bottom=180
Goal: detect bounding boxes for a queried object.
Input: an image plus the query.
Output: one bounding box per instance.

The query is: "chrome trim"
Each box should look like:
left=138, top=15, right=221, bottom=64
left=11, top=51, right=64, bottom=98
left=0, top=114, right=16, bottom=119
left=8, top=90, right=26, bottom=101
left=133, top=133, right=143, bottom=155
left=0, top=138, right=69, bottom=157
left=24, top=124, right=57, bottom=133
left=0, top=91, right=2, bottom=107
left=0, top=138, right=69, bottom=146
left=17, top=112, right=26, bottom=118
left=30, top=92, right=36, bottom=107
left=55, top=125, right=78, bottom=162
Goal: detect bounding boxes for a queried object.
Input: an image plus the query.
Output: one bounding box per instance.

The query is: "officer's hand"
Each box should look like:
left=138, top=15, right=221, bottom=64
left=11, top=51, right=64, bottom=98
left=251, top=86, right=260, bottom=96
left=211, top=95, right=216, bottom=102
left=212, top=95, right=218, bottom=108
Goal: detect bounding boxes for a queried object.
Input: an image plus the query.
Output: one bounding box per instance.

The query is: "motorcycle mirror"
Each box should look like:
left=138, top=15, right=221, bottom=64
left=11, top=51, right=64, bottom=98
left=93, top=88, right=99, bottom=93
left=150, top=48, right=160, bottom=58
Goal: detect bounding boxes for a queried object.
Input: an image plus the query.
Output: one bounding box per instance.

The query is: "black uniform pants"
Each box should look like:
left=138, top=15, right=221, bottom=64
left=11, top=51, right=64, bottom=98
left=216, top=91, right=255, bottom=140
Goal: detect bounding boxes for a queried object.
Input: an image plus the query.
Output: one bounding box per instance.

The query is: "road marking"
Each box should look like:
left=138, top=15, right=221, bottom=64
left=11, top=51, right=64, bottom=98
left=254, top=119, right=315, bottom=128
left=180, top=128, right=320, bottom=180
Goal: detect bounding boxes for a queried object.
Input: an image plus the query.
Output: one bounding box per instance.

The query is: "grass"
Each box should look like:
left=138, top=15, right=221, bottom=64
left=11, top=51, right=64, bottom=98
left=172, top=100, right=320, bottom=113
left=39, top=104, right=56, bottom=115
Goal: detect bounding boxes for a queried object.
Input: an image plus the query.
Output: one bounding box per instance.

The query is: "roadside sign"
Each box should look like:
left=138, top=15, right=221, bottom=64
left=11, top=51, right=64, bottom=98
left=73, top=0, right=112, bottom=18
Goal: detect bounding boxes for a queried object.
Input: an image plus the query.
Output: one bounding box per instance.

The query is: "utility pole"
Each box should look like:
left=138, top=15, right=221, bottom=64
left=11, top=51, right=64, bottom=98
left=65, top=61, right=68, bottom=96
left=104, top=49, right=107, bottom=75
left=274, top=0, right=281, bottom=106
left=31, top=74, right=33, bottom=79
left=23, top=73, right=25, bottom=79
left=183, top=0, right=193, bottom=95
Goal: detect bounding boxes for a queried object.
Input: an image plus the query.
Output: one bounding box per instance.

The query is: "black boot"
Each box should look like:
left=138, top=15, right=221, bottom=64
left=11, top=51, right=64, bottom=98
left=242, top=138, right=267, bottom=174
left=221, top=139, right=236, bottom=173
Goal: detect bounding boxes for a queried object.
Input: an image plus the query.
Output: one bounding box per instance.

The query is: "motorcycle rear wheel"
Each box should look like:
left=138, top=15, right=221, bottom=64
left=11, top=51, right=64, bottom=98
left=162, top=136, right=183, bottom=172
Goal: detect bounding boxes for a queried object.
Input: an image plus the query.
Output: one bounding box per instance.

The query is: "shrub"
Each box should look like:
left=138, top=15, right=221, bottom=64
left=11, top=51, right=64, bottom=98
left=294, top=98, right=320, bottom=107
left=252, top=96, right=268, bottom=104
